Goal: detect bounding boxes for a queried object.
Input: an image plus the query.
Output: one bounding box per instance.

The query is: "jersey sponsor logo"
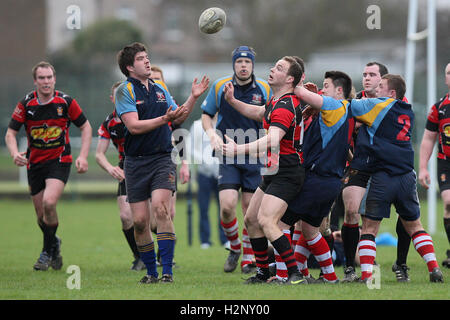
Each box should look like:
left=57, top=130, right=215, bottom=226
left=443, top=123, right=450, bottom=139
left=30, top=125, right=62, bottom=143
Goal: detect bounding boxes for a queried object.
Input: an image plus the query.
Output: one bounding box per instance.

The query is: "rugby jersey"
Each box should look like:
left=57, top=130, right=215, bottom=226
left=425, top=93, right=450, bottom=160
left=263, top=93, right=303, bottom=168
left=201, top=74, right=271, bottom=142
left=98, top=110, right=125, bottom=167
left=115, top=77, right=177, bottom=157
left=8, top=90, right=87, bottom=167
left=302, top=97, right=356, bottom=177
left=327, top=97, right=415, bottom=175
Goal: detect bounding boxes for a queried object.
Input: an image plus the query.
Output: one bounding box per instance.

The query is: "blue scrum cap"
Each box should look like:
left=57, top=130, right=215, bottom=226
left=231, top=46, right=256, bottom=65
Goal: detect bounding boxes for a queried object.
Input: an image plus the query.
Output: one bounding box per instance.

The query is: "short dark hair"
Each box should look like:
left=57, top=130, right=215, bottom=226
left=117, top=42, right=147, bottom=77
left=366, top=61, right=388, bottom=76
left=324, top=70, right=352, bottom=99
left=282, top=56, right=304, bottom=87
left=292, top=56, right=305, bottom=74
left=382, top=74, right=406, bottom=100
left=32, top=61, right=56, bottom=79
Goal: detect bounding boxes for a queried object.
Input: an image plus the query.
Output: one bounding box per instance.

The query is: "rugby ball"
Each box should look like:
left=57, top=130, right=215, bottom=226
left=198, top=7, right=226, bottom=34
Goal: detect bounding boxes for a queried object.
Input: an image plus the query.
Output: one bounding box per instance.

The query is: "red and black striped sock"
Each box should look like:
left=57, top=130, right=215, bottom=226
left=249, top=237, right=270, bottom=279
left=271, top=234, right=298, bottom=276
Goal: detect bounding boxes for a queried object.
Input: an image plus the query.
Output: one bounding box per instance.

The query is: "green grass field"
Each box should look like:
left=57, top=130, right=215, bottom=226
left=0, top=197, right=449, bottom=301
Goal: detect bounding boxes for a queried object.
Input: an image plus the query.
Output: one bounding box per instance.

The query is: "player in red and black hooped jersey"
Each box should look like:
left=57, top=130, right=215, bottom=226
left=9, top=89, right=87, bottom=167
left=98, top=110, right=125, bottom=168
left=419, top=62, right=450, bottom=268
left=262, top=93, right=303, bottom=169
left=5, top=61, right=92, bottom=272
left=222, top=56, right=307, bottom=284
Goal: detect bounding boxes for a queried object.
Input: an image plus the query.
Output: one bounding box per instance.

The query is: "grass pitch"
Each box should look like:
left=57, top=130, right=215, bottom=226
left=0, top=198, right=449, bottom=301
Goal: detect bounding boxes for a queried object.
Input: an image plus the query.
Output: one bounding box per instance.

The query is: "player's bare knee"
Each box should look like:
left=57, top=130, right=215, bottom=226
left=153, top=203, right=171, bottom=221
left=220, top=205, right=235, bottom=221
left=133, top=218, right=148, bottom=234
left=42, top=198, right=57, bottom=213
left=244, top=213, right=257, bottom=229
left=445, top=202, right=450, bottom=216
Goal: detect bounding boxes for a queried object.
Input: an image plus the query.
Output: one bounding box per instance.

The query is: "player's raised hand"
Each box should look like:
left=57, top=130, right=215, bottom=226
left=304, top=82, right=319, bottom=93
left=223, top=82, right=235, bottom=103
left=12, top=151, right=28, bottom=167
left=418, top=168, right=430, bottom=189
left=191, top=76, right=210, bottom=99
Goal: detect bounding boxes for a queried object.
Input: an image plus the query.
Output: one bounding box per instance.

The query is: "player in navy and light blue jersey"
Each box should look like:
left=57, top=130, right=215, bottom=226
left=281, top=71, right=355, bottom=283
left=114, top=42, right=209, bottom=284
left=201, top=46, right=271, bottom=274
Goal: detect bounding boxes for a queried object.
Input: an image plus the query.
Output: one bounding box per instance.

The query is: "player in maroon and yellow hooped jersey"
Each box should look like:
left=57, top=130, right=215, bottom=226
left=419, top=62, right=450, bottom=268
left=5, top=61, right=92, bottom=271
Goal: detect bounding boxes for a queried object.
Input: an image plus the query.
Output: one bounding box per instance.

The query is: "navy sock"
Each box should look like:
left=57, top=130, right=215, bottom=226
left=157, top=232, right=176, bottom=275
left=137, top=242, right=158, bottom=278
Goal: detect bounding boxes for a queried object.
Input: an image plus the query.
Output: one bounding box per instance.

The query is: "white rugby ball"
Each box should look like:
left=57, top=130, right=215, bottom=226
left=198, top=7, right=226, bottom=34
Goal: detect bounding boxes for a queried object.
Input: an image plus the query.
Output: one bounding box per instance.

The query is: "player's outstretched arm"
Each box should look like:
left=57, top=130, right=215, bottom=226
left=122, top=106, right=187, bottom=135
left=5, top=128, right=28, bottom=167
left=294, top=85, right=324, bottom=109
left=223, top=126, right=285, bottom=156
left=76, top=120, right=92, bottom=174
left=223, top=82, right=265, bottom=121
left=418, top=129, right=438, bottom=189
left=173, top=76, right=210, bottom=125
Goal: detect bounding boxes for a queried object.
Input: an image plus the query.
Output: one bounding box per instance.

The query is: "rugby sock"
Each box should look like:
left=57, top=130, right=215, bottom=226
left=42, top=222, right=58, bottom=254
left=358, top=234, right=376, bottom=281
left=342, top=222, right=360, bottom=268
left=250, top=237, right=270, bottom=279
left=37, top=219, right=46, bottom=251
left=123, top=227, right=140, bottom=259
left=221, top=218, right=241, bottom=253
left=444, top=218, right=450, bottom=244
left=137, top=242, right=158, bottom=278
left=324, top=233, right=334, bottom=256
left=307, top=233, right=338, bottom=282
left=395, top=218, right=411, bottom=265
left=157, top=232, right=176, bottom=275
left=292, top=229, right=302, bottom=250
left=294, top=233, right=310, bottom=277
left=274, top=229, right=291, bottom=280
left=271, top=235, right=298, bottom=276
left=412, top=231, right=438, bottom=273
left=241, top=228, right=255, bottom=267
